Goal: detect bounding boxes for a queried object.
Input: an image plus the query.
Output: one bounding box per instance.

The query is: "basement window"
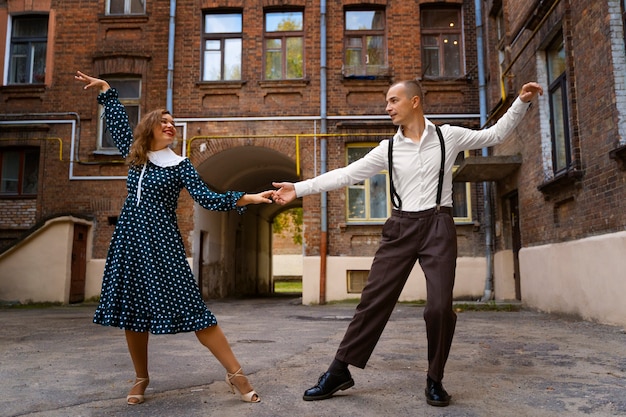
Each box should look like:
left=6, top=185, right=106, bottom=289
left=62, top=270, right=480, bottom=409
left=347, top=270, right=369, bottom=293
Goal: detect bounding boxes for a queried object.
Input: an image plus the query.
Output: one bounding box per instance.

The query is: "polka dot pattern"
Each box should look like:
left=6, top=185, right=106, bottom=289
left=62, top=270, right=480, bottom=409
left=93, top=89, right=245, bottom=334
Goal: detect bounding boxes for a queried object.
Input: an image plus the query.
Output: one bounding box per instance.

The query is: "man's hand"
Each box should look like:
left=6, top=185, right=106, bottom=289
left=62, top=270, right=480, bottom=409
left=272, top=182, right=297, bottom=206
left=519, top=82, right=543, bottom=103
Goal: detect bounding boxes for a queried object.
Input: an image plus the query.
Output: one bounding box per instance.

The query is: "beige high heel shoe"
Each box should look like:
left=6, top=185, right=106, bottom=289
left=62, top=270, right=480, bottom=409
left=225, top=368, right=260, bottom=403
left=126, top=377, right=149, bottom=405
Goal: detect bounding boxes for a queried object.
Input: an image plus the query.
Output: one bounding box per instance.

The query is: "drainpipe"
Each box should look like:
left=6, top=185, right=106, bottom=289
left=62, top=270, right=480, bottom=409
left=166, top=0, right=176, bottom=112
left=475, top=0, right=493, bottom=302
left=319, top=0, right=328, bottom=304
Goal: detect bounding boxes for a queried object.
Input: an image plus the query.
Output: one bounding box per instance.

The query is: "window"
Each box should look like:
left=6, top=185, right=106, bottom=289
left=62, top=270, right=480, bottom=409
left=344, top=9, right=387, bottom=77
left=494, top=7, right=507, bottom=87
left=346, top=144, right=389, bottom=222
left=202, top=12, right=242, bottom=81
left=99, top=78, right=141, bottom=151
left=347, top=270, right=368, bottom=293
left=452, top=151, right=471, bottom=221
left=345, top=144, right=470, bottom=223
left=8, top=15, right=48, bottom=85
left=0, top=148, right=39, bottom=197
left=264, top=10, right=304, bottom=80
left=421, top=7, right=463, bottom=78
left=106, top=0, right=145, bottom=15
left=546, top=36, right=570, bottom=174
left=623, top=0, right=626, bottom=46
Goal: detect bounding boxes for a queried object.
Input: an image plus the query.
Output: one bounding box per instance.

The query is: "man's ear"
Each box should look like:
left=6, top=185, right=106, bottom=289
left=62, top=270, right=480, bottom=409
left=412, top=96, right=421, bottom=109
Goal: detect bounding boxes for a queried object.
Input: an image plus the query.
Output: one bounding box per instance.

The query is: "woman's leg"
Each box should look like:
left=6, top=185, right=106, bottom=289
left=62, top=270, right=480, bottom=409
left=195, top=325, right=257, bottom=399
left=125, top=330, right=150, bottom=401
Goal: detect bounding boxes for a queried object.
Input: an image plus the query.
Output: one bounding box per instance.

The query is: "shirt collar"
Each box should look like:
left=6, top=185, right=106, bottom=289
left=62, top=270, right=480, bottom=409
left=393, top=117, right=436, bottom=143
left=147, top=147, right=185, bottom=167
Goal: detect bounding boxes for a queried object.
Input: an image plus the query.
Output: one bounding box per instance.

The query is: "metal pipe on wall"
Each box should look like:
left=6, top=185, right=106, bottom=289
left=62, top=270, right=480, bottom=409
left=166, top=0, right=176, bottom=112
left=318, top=0, right=328, bottom=304
left=475, top=0, right=494, bottom=301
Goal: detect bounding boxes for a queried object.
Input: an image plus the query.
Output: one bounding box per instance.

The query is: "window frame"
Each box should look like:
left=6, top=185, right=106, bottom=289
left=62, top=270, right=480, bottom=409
left=106, top=0, right=146, bottom=16
left=546, top=36, right=571, bottom=175
left=622, top=0, right=626, bottom=46
left=202, top=11, right=243, bottom=81
left=97, top=77, right=142, bottom=153
left=343, top=8, right=387, bottom=77
left=345, top=143, right=390, bottom=224
left=344, top=144, right=472, bottom=224
left=7, top=14, right=49, bottom=85
left=452, top=151, right=472, bottom=223
left=420, top=6, right=464, bottom=79
left=0, top=148, right=40, bottom=198
left=263, top=9, right=305, bottom=80
left=494, top=7, right=507, bottom=89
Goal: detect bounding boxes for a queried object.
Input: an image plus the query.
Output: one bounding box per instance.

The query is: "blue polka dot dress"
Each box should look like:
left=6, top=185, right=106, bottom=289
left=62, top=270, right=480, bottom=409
left=93, top=88, right=245, bottom=334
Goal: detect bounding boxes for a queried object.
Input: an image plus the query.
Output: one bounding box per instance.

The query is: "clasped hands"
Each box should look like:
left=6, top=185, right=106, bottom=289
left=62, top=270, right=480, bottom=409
left=236, top=183, right=294, bottom=206
left=250, top=182, right=295, bottom=206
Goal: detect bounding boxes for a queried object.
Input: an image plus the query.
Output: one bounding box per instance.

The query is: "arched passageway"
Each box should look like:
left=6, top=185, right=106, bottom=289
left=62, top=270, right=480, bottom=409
left=192, top=146, right=301, bottom=298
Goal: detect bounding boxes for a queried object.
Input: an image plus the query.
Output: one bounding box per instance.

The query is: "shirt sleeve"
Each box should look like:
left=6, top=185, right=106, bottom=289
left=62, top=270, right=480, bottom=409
left=444, top=97, right=532, bottom=152
left=97, top=88, right=134, bottom=157
left=179, top=159, right=246, bottom=214
left=294, top=141, right=388, bottom=198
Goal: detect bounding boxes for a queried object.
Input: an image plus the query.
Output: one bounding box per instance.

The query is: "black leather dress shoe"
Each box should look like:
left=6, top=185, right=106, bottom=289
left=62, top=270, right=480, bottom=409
left=303, top=370, right=355, bottom=401
left=425, top=376, right=451, bottom=407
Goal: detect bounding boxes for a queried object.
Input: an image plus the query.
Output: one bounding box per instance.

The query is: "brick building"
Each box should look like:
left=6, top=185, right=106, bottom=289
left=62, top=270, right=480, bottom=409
left=0, top=0, right=493, bottom=306
left=456, top=0, right=626, bottom=327
left=4, top=0, right=621, bottom=327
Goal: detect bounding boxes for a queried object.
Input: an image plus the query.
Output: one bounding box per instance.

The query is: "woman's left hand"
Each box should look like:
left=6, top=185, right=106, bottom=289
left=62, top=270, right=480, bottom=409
left=236, top=190, right=274, bottom=206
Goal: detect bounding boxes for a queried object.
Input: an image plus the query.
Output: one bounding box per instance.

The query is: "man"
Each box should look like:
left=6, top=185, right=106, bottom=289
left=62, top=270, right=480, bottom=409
left=272, top=80, right=543, bottom=406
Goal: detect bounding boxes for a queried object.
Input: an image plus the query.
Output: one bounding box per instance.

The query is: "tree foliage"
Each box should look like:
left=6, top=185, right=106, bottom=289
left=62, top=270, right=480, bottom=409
left=273, top=207, right=303, bottom=245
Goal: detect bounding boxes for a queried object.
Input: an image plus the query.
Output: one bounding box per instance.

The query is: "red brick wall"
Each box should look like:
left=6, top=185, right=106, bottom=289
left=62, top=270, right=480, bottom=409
left=487, top=0, right=626, bottom=249
left=1, top=0, right=486, bottom=261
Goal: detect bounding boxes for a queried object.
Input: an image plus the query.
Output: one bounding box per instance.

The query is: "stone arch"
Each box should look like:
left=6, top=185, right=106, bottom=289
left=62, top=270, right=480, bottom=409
left=190, top=144, right=300, bottom=298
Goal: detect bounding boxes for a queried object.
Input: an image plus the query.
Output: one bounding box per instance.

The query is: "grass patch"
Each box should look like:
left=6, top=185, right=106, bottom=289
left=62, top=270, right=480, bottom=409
left=326, top=298, right=361, bottom=305
left=274, top=280, right=302, bottom=293
left=453, top=302, right=520, bottom=312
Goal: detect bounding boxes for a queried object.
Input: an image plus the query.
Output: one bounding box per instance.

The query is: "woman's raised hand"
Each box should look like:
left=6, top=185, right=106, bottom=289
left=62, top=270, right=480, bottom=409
left=75, top=71, right=110, bottom=93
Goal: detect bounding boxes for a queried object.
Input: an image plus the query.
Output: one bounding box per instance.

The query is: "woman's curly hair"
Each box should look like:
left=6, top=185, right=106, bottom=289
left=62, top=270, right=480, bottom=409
left=126, top=108, right=171, bottom=166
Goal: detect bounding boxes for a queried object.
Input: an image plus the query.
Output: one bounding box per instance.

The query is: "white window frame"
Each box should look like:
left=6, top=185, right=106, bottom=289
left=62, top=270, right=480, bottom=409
left=345, top=143, right=390, bottom=224
left=106, top=0, right=146, bottom=16
left=6, top=14, right=48, bottom=85
left=202, top=12, right=243, bottom=81
left=97, top=77, right=142, bottom=153
left=344, top=144, right=472, bottom=223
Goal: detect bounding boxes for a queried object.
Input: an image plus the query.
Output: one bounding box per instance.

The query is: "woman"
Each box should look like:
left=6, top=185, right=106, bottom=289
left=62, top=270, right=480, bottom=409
left=75, top=71, right=269, bottom=404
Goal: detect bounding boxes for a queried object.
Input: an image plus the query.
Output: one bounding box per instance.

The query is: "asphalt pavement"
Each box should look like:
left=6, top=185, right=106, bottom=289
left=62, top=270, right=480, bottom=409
left=1, top=296, right=625, bottom=417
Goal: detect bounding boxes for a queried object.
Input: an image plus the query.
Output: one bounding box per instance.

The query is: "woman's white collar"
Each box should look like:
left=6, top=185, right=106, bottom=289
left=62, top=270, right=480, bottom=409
left=147, top=147, right=185, bottom=167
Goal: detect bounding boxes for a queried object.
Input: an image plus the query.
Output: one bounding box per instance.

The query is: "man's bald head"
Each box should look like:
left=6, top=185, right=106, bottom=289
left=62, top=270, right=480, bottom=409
left=390, top=80, right=424, bottom=103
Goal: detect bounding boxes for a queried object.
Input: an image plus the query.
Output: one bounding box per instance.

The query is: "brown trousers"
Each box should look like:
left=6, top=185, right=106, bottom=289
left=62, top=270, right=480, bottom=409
left=335, top=207, right=457, bottom=382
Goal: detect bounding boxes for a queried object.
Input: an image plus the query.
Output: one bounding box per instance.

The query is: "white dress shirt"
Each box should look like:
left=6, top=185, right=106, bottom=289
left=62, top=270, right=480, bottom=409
left=294, top=97, right=531, bottom=212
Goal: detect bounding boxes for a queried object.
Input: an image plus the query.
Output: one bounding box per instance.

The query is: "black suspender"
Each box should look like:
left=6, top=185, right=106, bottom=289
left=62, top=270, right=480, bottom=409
left=388, top=125, right=446, bottom=212
left=435, top=126, right=446, bottom=212
left=388, top=133, right=402, bottom=210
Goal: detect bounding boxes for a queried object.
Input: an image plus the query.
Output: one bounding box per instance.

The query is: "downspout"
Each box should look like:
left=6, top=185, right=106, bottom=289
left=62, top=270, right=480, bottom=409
left=319, top=0, right=328, bottom=304
left=166, top=0, right=176, bottom=112
left=475, top=0, right=494, bottom=301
